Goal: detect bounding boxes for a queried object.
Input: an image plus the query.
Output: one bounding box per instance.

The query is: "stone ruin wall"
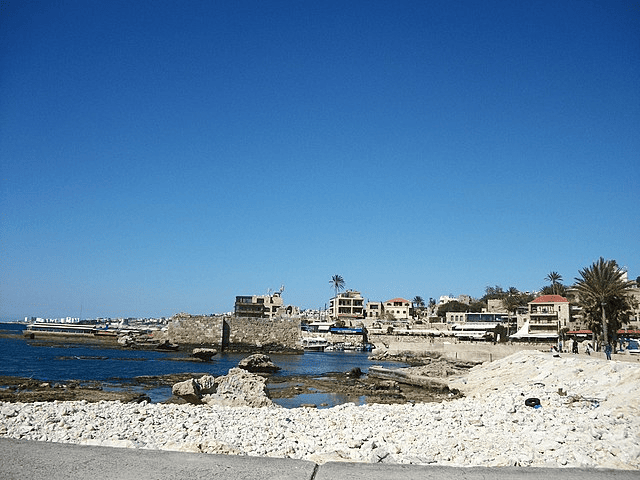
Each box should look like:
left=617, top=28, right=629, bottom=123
left=225, top=316, right=301, bottom=351
left=162, top=314, right=224, bottom=346
left=162, top=314, right=301, bottom=351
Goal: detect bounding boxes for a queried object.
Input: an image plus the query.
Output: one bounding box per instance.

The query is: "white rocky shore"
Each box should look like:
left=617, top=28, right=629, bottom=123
left=1, top=350, right=639, bottom=469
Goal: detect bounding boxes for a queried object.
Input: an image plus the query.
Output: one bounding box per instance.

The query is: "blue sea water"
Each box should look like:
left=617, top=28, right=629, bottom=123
left=0, top=323, right=405, bottom=408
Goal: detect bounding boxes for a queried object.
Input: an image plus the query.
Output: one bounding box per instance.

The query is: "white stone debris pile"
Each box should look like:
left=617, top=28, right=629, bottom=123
left=1, top=350, right=638, bottom=469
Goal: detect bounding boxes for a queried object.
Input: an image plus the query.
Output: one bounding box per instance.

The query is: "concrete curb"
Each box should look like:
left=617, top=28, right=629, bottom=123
left=1, top=438, right=637, bottom=480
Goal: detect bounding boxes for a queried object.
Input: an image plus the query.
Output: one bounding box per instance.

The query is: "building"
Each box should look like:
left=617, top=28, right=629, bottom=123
left=365, top=301, right=382, bottom=319
left=234, top=289, right=298, bottom=319
left=486, top=299, right=507, bottom=313
left=510, top=294, right=569, bottom=341
left=383, top=298, right=412, bottom=320
left=438, top=295, right=471, bottom=305
left=329, top=290, right=365, bottom=322
left=445, top=312, right=509, bottom=324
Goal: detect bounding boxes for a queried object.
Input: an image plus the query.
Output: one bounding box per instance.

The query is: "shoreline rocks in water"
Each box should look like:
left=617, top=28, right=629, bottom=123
left=191, top=348, right=217, bottom=361
left=237, top=354, right=281, bottom=373
left=172, top=368, right=275, bottom=408
left=1, top=350, right=638, bottom=469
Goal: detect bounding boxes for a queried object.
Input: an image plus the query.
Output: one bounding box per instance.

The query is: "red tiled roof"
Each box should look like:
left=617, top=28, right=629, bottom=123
left=531, top=295, right=569, bottom=303
left=385, top=298, right=411, bottom=304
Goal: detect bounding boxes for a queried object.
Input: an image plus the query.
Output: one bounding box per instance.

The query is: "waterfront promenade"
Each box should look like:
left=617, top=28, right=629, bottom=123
left=1, top=438, right=637, bottom=480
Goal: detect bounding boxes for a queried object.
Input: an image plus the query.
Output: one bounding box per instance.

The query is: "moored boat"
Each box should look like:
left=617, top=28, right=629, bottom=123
left=23, top=323, right=98, bottom=338
left=301, top=337, right=329, bottom=352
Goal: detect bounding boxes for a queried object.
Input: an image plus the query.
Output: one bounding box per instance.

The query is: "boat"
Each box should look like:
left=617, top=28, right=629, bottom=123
left=23, top=323, right=98, bottom=338
left=24, top=322, right=156, bottom=341
left=301, top=337, right=329, bottom=351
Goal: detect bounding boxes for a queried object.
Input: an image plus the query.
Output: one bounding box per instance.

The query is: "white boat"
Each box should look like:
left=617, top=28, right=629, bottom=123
left=301, top=337, right=329, bottom=351
left=23, top=323, right=98, bottom=337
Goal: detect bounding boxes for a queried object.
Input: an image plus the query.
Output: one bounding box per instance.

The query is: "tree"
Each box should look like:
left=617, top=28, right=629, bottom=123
left=502, top=291, right=534, bottom=334
left=412, top=296, right=425, bottom=318
left=437, top=300, right=482, bottom=318
left=540, top=283, right=568, bottom=297
left=483, top=285, right=506, bottom=300
left=545, top=271, right=564, bottom=295
left=329, top=274, right=345, bottom=298
left=574, top=258, right=636, bottom=347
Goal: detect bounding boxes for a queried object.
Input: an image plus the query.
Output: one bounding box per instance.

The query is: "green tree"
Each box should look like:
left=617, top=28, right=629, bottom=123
left=437, top=300, right=482, bottom=318
left=502, top=291, right=534, bottom=334
left=481, top=285, right=506, bottom=303
left=412, top=296, right=425, bottom=318
left=329, top=274, right=345, bottom=298
left=545, top=271, right=564, bottom=295
left=574, top=258, right=636, bottom=347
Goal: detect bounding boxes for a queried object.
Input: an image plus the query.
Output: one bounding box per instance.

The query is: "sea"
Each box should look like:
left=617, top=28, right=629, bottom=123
left=0, top=323, right=406, bottom=408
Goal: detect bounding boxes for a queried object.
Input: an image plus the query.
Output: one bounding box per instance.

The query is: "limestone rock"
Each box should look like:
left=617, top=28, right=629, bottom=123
left=237, top=354, right=280, bottom=373
left=202, top=368, right=276, bottom=408
left=171, top=375, right=217, bottom=404
left=191, top=348, right=217, bottom=361
left=171, top=379, right=202, bottom=404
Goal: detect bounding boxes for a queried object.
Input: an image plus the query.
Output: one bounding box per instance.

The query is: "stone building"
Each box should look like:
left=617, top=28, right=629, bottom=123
left=383, top=298, right=412, bottom=320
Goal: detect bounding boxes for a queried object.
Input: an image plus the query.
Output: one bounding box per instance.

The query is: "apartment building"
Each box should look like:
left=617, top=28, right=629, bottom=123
left=510, top=294, right=569, bottom=340
left=234, top=291, right=298, bottom=319
left=329, top=290, right=365, bottom=321
left=365, top=301, right=382, bottom=319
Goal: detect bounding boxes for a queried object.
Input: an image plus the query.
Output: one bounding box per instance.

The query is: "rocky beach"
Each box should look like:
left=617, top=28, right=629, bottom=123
left=1, top=350, right=639, bottom=469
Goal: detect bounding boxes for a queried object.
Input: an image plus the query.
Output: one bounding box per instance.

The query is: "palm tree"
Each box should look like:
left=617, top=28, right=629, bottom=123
left=413, top=296, right=425, bottom=319
left=329, top=275, right=346, bottom=298
left=503, top=294, right=523, bottom=336
left=545, top=271, right=563, bottom=295
left=574, top=258, right=636, bottom=347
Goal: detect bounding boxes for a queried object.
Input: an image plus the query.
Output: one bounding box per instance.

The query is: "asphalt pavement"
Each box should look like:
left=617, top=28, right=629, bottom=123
left=1, top=438, right=638, bottom=480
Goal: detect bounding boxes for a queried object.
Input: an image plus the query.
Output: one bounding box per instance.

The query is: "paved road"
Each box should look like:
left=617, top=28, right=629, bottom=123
left=1, top=438, right=637, bottom=480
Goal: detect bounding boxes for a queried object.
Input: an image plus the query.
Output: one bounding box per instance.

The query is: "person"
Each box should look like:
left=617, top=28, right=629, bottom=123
left=585, top=343, right=591, bottom=356
left=572, top=338, right=578, bottom=354
left=605, top=343, right=612, bottom=360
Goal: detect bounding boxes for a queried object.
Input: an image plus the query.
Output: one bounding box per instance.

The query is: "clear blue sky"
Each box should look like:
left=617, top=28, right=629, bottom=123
left=1, top=1, right=638, bottom=320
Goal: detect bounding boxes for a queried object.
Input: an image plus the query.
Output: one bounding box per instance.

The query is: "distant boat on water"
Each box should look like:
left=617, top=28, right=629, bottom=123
left=23, top=323, right=149, bottom=339
left=301, top=337, right=329, bottom=351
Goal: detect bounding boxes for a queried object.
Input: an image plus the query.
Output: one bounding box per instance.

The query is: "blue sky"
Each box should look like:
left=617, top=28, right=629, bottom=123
left=1, top=1, right=638, bottom=320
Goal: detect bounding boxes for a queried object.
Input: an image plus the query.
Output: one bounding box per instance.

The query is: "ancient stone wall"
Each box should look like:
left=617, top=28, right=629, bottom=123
left=224, top=316, right=301, bottom=352
left=163, top=314, right=224, bottom=346
left=162, top=314, right=301, bottom=352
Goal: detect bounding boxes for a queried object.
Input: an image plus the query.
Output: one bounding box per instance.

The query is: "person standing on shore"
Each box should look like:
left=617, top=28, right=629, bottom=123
left=605, top=343, right=612, bottom=360
left=572, top=337, right=578, bottom=354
